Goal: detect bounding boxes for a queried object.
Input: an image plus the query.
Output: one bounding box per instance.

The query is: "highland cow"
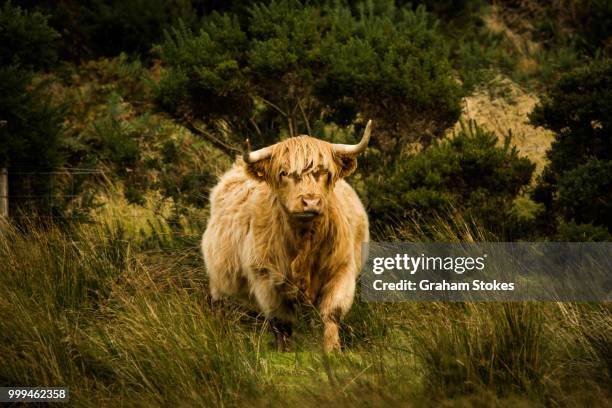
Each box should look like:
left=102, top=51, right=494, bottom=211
left=202, top=121, right=371, bottom=352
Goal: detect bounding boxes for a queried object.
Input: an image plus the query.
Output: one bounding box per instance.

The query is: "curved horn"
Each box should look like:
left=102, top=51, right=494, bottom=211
left=332, top=120, right=372, bottom=156
left=243, top=138, right=273, bottom=164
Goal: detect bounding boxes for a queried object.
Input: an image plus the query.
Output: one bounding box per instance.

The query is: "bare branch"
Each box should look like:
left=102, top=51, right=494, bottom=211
left=260, top=97, right=287, bottom=118
left=184, top=120, right=240, bottom=158
left=249, top=117, right=263, bottom=139
left=297, top=99, right=312, bottom=136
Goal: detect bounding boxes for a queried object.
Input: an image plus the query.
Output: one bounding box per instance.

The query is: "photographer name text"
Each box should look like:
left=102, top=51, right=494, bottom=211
left=372, top=279, right=514, bottom=291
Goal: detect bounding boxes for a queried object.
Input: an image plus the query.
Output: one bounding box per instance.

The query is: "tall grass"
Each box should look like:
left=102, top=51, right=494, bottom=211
left=0, top=219, right=268, bottom=406
left=414, top=303, right=550, bottom=397
left=0, top=216, right=610, bottom=406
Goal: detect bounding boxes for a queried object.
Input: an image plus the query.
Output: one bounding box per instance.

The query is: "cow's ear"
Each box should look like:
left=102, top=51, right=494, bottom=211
left=336, top=155, right=357, bottom=178
left=245, top=158, right=271, bottom=182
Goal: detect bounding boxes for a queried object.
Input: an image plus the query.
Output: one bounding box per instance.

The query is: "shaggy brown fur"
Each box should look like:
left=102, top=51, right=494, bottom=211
left=202, top=135, right=369, bottom=352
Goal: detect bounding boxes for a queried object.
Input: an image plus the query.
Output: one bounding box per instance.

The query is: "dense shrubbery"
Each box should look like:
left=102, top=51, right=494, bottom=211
left=557, top=159, right=612, bottom=229
left=527, top=0, right=612, bottom=56
left=0, top=2, right=65, bottom=215
left=154, top=0, right=467, bottom=234
left=367, top=121, right=535, bottom=237
left=446, top=0, right=611, bottom=89
left=156, top=0, right=462, bottom=153
left=50, top=57, right=228, bottom=223
left=14, top=0, right=213, bottom=59
left=0, top=1, right=61, bottom=163
left=530, top=59, right=612, bottom=238
left=86, top=96, right=221, bottom=212
left=1, top=0, right=609, bottom=236
left=0, top=1, right=58, bottom=68
left=5, top=0, right=610, bottom=243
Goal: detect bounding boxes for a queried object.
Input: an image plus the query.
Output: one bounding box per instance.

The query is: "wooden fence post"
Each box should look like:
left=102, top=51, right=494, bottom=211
left=0, top=167, right=7, bottom=218
left=0, top=120, right=6, bottom=218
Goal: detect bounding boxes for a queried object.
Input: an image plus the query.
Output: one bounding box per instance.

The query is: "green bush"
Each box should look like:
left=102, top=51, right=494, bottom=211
left=555, top=221, right=612, bottom=242
left=531, top=0, right=612, bottom=56
left=15, top=0, right=214, bottom=59
left=367, top=121, right=535, bottom=237
left=0, top=2, right=61, bottom=167
left=0, top=1, right=58, bottom=68
left=77, top=93, right=220, bottom=213
left=0, top=2, right=64, bottom=216
left=156, top=0, right=462, bottom=153
left=530, top=59, right=612, bottom=177
left=557, top=159, right=612, bottom=229
left=578, top=0, right=612, bottom=54
left=531, top=59, right=612, bottom=234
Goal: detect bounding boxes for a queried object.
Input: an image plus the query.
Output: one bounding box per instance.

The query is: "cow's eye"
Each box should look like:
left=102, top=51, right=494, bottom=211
left=279, top=170, right=287, bottom=178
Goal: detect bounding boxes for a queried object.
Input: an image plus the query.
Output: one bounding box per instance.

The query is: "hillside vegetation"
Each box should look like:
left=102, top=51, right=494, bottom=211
left=1, top=0, right=611, bottom=406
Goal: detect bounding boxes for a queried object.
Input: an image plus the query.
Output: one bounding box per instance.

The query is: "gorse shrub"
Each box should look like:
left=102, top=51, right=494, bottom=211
left=530, top=59, right=612, bottom=177
left=557, top=159, right=612, bottom=229
left=156, top=0, right=462, bottom=154
left=14, top=0, right=213, bottom=59
left=0, top=1, right=58, bottom=68
left=0, top=2, right=61, bottom=158
left=367, top=121, right=535, bottom=238
left=555, top=221, right=612, bottom=242
left=531, top=59, right=612, bottom=235
left=527, top=0, right=612, bottom=56
left=52, top=57, right=228, bottom=219
left=0, top=2, right=64, bottom=217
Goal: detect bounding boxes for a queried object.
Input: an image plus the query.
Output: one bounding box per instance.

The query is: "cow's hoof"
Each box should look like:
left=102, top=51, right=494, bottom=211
left=322, top=338, right=341, bottom=353
left=272, top=319, right=293, bottom=352
left=276, top=337, right=294, bottom=352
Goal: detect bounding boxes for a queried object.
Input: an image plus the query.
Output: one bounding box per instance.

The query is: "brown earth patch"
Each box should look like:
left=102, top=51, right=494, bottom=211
left=451, top=76, right=554, bottom=174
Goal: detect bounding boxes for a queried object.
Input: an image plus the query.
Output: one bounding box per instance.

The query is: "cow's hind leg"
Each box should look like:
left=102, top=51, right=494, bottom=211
left=271, top=318, right=293, bottom=352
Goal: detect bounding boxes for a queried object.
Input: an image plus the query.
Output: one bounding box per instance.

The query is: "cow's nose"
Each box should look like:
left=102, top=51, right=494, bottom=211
left=301, top=196, right=321, bottom=212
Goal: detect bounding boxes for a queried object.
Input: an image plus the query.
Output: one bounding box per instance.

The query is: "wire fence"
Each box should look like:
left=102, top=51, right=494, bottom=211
left=0, top=168, right=210, bottom=228
left=0, top=168, right=210, bottom=256
left=1, top=167, right=105, bottom=219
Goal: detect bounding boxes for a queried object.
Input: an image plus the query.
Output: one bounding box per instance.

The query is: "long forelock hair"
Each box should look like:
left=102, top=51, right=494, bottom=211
left=269, top=136, right=340, bottom=186
left=245, top=136, right=357, bottom=188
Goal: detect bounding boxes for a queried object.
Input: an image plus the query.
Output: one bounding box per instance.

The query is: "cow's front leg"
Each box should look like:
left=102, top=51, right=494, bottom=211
left=249, top=271, right=296, bottom=352
left=321, top=309, right=341, bottom=352
left=318, top=268, right=356, bottom=352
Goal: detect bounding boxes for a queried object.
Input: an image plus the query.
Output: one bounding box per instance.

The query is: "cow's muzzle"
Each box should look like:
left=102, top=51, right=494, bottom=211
left=301, top=195, right=322, bottom=213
